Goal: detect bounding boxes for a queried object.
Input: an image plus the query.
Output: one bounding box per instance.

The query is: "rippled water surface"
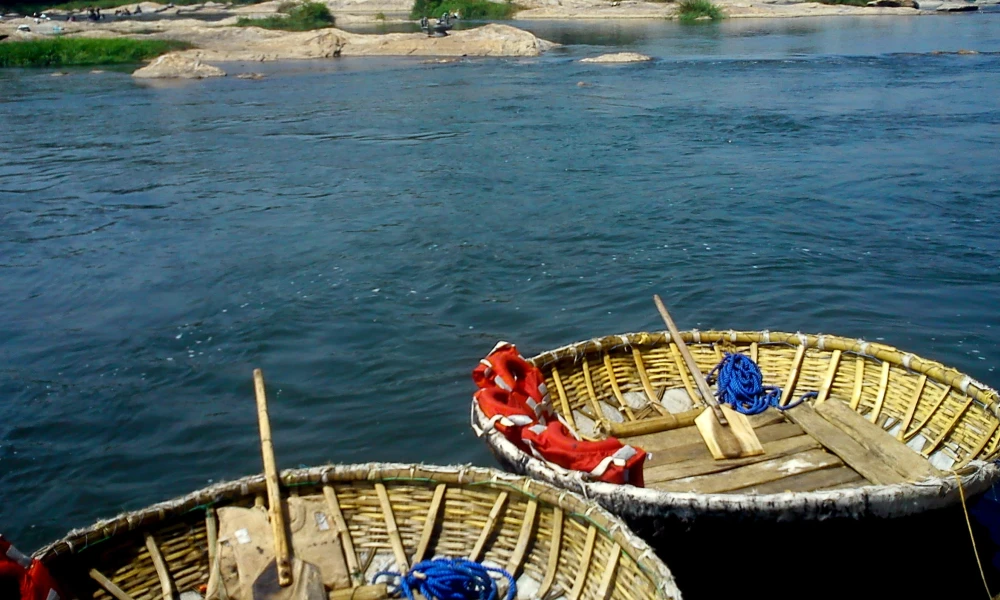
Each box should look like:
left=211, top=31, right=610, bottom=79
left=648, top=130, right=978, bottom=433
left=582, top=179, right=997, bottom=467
left=1, top=15, right=999, bottom=552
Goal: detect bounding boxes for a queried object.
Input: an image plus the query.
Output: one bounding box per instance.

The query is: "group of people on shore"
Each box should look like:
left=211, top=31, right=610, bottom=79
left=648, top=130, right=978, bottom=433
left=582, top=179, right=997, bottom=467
left=113, top=5, right=143, bottom=16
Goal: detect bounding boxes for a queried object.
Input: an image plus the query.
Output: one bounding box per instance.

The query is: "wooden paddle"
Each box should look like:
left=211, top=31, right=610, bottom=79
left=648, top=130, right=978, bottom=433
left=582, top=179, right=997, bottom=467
left=251, top=369, right=327, bottom=600
left=653, top=295, right=764, bottom=460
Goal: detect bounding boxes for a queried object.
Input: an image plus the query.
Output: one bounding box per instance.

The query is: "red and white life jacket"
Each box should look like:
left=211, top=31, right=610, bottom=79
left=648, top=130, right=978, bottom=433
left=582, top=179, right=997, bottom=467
left=472, top=342, right=554, bottom=422
left=0, top=536, right=63, bottom=600
left=521, top=421, right=647, bottom=486
left=473, top=340, right=648, bottom=487
left=473, top=387, right=536, bottom=451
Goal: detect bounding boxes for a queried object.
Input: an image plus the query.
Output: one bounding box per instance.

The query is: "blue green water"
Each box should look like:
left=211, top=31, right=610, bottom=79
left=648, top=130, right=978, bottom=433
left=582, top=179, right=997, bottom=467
left=1, top=15, right=999, bottom=554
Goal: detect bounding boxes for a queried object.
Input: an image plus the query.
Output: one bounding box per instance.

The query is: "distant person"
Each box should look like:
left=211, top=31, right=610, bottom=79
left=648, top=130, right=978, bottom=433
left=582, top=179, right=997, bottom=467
left=135, top=5, right=142, bottom=13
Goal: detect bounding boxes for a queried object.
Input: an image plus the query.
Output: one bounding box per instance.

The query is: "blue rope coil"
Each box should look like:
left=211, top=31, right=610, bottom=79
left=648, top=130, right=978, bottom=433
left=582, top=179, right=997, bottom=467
left=707, top=352, right=816, bottom=415
left=373, top=558, right=517, bottom=600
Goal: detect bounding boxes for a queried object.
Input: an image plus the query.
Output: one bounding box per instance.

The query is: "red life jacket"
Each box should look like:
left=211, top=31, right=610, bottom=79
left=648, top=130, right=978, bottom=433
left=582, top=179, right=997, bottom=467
left=0, top=536, right=64, bottom=600
left=521, top=421, right=647, bottom=487
left=474, top=387, right=536, bottom=452
left=472, top=342, right=554, bottom=422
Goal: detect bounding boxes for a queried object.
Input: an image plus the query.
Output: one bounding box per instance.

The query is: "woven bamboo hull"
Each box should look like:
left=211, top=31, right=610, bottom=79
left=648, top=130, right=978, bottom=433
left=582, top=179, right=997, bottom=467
left=33, top=463, right=681, bottom=600
left=472, top=331, right=1000, bottom=521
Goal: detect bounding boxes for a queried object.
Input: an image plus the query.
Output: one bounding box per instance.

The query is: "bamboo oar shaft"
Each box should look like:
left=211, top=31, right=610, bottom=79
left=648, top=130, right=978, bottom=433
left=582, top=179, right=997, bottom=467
left=254, top=368, right=293, bottom=587
left=89, top=569, right=136, bottom=600
left=653, top=295, right=726, bottom=424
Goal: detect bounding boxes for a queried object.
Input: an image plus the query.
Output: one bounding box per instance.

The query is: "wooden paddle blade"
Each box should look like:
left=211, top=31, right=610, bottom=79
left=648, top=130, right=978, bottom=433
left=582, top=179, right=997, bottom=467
left=721, top=405, right=765, bottom=456
left=695, top=406, right=765, bottom=459
left=652, top=294, right=765, bottom=460
left=253, top=558, right=326, bottom=600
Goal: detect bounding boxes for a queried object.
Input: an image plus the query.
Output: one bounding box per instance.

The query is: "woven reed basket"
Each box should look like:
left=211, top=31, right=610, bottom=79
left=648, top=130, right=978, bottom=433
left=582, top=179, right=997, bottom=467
left=471, top=331, right=1000, bottom=521
left=33, top=463, right=681, bottom=600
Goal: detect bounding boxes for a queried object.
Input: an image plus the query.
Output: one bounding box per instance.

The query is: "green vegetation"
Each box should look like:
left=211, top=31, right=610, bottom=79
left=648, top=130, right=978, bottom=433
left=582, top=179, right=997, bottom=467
left=677, top=0, right=723, bottom=22
left=410, top=0, right=519, bottom=20
left=375, top=11, right=386, bottom=20
left=235, top=1, right=336, bottom=30
left=0, top=38, right=191, bottom=68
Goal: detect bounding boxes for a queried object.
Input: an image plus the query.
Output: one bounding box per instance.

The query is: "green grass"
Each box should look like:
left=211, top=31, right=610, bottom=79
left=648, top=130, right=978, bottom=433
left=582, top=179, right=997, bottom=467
left=410, top=0, right=520, bottom=20
left=677, top=0, right=723, bottom=22
left=0, top=38, right=191, bottom=68
left=235, top=1, right=336, bottom=31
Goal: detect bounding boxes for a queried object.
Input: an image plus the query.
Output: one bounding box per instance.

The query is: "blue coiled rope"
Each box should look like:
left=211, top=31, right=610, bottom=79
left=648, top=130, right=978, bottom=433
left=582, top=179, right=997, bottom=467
left=706, top=352, right=816, bottom=415
left=373, top=558, right=517, bottom=600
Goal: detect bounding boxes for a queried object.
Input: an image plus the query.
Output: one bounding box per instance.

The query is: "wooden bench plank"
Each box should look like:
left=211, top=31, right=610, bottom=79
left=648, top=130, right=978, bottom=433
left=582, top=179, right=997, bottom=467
left=813, top=398, right=943, bottom=482
left=645, top=434, right=820, bottom=485
left=626, top=409, right=785, bottom=452
left=726, top=465, right=863, bottom=495
left=640, top=422, right=806, bottom=469
left=784, top=403, right=908, bottom=485
left=652, top=449, right=843, bottom=494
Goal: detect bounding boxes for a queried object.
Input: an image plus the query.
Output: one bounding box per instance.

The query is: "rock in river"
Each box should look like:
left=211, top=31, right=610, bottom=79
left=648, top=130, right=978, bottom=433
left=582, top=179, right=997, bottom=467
left=132, top=53, right=226, bottom=79
left=580, top=52, right=652, bottom=63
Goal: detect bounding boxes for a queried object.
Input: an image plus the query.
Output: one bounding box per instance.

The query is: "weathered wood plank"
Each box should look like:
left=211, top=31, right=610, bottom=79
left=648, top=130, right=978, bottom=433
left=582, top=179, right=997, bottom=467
left=727, top=465, right=862, bottom=495
left=652, top=449, right=842, bottom=494
left=784, top=403, right=907, bottom=485
left=641, top=421, right=805, bottom=469
left=626, top=410, right=785, bottom=451
left=645, top=434, right=821, bottom=485
left=814, top=398, right=942, bottom=482
left=608, top=409, right=701, bottom=438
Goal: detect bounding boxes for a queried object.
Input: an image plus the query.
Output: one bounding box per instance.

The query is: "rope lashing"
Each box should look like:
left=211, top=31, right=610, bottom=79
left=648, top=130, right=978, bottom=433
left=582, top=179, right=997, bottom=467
left=706, top=352, right=816, bottom=415
left=373, top=558, right=517, bottom=600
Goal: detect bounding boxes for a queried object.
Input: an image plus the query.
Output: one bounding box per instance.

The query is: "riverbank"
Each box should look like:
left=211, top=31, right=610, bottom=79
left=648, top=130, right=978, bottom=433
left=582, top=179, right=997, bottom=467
left=0, top=0, right=993, bottom=73
left=3, top=0, right=995, bottom=29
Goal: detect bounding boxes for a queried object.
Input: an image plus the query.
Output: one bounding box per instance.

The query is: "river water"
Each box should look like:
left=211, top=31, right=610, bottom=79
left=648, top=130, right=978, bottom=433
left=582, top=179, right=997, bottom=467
left=1, top=14, right=999, bottom=558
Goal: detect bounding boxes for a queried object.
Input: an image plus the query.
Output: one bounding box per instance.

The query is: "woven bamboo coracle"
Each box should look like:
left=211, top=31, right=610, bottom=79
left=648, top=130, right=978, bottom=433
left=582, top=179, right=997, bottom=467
left=472, top=330, right=1000, bottom=521
left=33, top=463, right=681, bottom=600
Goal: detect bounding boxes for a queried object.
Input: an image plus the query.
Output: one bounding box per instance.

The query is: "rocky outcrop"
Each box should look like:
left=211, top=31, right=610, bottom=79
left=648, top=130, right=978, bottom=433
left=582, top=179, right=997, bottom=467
left=132, top=53, right=226, bottom=78
left=339, top=24, right=557, bottom=57
left=580, top=52, right=652, bottom=63
left=174, top=27, right=347, bottom=61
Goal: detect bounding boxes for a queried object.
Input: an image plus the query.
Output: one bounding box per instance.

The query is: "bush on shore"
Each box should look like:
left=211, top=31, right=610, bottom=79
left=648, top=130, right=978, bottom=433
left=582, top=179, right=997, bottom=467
left=410, top=0, right=519, bottom=20
left=235, top=1, right=336, bottom=31
left=0, top=38, right=191, bottom=68
left=677, top=0, right=724, bottom=21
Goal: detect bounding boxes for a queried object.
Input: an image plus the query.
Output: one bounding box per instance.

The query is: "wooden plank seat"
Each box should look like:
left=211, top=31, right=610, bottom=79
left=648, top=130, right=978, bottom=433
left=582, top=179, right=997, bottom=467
left=623, top=399, right=943, bottom=495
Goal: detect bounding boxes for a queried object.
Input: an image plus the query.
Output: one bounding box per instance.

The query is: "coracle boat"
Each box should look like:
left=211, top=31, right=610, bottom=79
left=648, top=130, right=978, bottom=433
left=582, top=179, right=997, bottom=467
left=31, top=463, right=682, bottom=600
left=471, top=329, right=1000, bottom=598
